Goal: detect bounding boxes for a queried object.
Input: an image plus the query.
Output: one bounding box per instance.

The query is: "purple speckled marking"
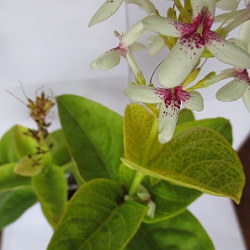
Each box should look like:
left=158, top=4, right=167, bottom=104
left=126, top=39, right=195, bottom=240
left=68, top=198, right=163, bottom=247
left=239, top=69, right=250, bottom=86
left=204, top=30, right=223, bottom=46
left=153, top=86, right=191, bottom=118
left=153, top=87, right=171, bottom=101
left=110, top=47, right=119, bottom=52
left=180, top=33, right=205, bottom=50
left=109, top=46, right=127, bottom=58
left=192, top=8, right=214, bottom=33
left=173, top=20, right=195, bottom=36
left=173, top=7, right=215, bottom=55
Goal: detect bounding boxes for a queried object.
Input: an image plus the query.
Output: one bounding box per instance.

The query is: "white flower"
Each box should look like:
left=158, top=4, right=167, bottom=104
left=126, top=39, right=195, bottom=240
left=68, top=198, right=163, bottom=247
left=217, top=1, right=250, bottom=34
left=146, top=35, right=166, bottom=56
left=142, top=0, right=250, bottom=89
left=90, top=26, right=146, bottom=76
left=216, top=0, right=238, bottom=11
left=124, top=85, right=204, bottom=143
left=216, top=20, right=250, bottom=112
left=88, top=0, right=157, bottom=27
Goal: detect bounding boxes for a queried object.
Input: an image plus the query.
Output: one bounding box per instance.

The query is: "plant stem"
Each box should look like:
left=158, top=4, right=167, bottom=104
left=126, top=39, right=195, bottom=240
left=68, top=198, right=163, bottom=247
left=128, top=116, right=159, bottom=197
left=128, top=171, right=145, bottom=197
left=173, top=0, right=184, bottom=14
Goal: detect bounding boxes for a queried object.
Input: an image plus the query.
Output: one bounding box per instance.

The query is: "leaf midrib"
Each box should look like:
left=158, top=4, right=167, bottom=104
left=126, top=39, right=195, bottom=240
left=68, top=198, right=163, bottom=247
left=58, top=98, right=113, bottom=180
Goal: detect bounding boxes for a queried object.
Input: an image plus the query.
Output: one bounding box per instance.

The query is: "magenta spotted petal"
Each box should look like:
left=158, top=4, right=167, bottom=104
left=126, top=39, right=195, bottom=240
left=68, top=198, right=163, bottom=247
left=158, top=33, right=205, bottom=88
left=216, top=69, right=250, bottom=104
left=143, top=0, right=250, bottom=88
left=124, top=85, right=204, bottom=143
left=158, top=97, right=181, bottom=143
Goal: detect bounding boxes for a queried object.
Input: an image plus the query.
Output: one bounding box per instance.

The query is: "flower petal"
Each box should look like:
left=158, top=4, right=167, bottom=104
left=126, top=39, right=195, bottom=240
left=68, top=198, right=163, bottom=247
left=146, top=34, right=160, bottom=43
left=90, top=57, right=100, bottom=69
left=205, top=31, right=250, bottom=69
left=179, top=90, right=204, bottom=111
left=95, top=49, right=121, bottom=70
left=142, top=16, right=194, bottom=37
left=124, top=85, right=166, bottom=103
left=124, top=0, right=157, bottom=15
left=221, top=6, right=250, bottom=33
left=214, top=10, right=244, bottom=23
left=158, top=33, right=205, bottom=88
left=245, top=0, right=250, bottom=7
left=243, top=87, right=250, bottom=112
left=191, top=0, right=216, bottom=20
left=228, top=38, right=247, bottom=51
left=191, top=67, right=239, bottom=88
left=147, top=36, right=165, bottom=56
left=88, top=0, right=124, bottom=27
left=216, top=0, right=238, bottom=10
left=239, top=20, right=250, bottom=45
left=120, top=21, right=147, bottom=48
left=158, top=99, right=180, bottom=144
left=129, top=42, right=146, bottom=51
left=216, top=77, right=249, bottom=102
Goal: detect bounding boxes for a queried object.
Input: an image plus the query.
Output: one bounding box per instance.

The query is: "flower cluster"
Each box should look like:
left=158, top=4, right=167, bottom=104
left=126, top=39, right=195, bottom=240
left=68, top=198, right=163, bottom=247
left=89, top=0, right=250, bottom=144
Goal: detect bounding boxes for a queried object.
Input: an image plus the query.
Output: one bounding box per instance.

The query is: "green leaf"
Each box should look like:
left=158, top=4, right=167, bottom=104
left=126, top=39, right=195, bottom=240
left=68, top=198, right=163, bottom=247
left=122, top=126, right=245, bottom=203
left=119, top=164, right=201, bottom=223
left=45, top=129, right=72, bottom=166
left=143, top=177, right=201, bottom=223
left=124, top=103, right=155, bottom=165
left=47, top=179, right=148, bottom=250
left=0, top=163, right=31, bottom=191
left=175, top=117, right=233, bottom=144
left=0, top=126, right=19, bottom=164
left=45, top=130, right=81, bottom=183
left=32, top=165, right=67, bottom=229
left=125, top=209, right=215, bottom=250
left=14, top=155, right=43, bottom=176
left=119, top=162, right=136, bottom=189
left=0, top=125, right=40, bottom=165
left=123, top=104, right=244, bottom=203
left=14, top=125, right=38, bottom=157
left=0, top=187, right=37, bottom=230
left=176, top=109, right=195, bottom=126
left=56, top=95, right=123, bottom=182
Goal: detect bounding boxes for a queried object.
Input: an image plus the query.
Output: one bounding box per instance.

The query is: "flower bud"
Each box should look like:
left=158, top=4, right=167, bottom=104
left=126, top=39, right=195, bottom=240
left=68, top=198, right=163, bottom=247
left=183, top=68, right=201, bottom=88
left=185, top=72, right=216, bottom=91
left=167, top=7, right=177, bottom=20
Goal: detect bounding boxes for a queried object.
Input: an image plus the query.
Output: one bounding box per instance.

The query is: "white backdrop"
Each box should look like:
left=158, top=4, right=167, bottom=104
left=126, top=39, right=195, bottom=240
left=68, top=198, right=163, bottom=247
left=0, top=1, right=249, bottom=249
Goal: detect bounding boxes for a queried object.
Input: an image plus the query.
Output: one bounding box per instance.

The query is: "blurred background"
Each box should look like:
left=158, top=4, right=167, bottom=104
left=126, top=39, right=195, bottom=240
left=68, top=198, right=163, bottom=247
left=0, top=0, right=249, bottom=249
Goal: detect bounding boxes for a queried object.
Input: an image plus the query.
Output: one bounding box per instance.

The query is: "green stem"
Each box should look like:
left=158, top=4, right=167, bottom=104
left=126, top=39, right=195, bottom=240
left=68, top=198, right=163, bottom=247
left=160, top=35, right=173, bottom=50
left=173, top=0, right=184, bottom=14
left=128, top=171, right=145, bottom=197
left=128, top=116, right=159, bottom=197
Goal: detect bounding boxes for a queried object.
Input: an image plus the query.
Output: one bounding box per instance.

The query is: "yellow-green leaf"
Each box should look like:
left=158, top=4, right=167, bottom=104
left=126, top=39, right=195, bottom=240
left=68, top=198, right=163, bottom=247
left=122, top=126, right=245, bottom=203
left=175, top=117, right=233, bottom=144
left=123, top=104, right=244, bottom=203
left=120, top=163, right=201, bottom=223
left=124, top=103, right=155, bottom=164
left=14, top=125, right=38, bottom=158
left=14, top=156, right=42, bottom=177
